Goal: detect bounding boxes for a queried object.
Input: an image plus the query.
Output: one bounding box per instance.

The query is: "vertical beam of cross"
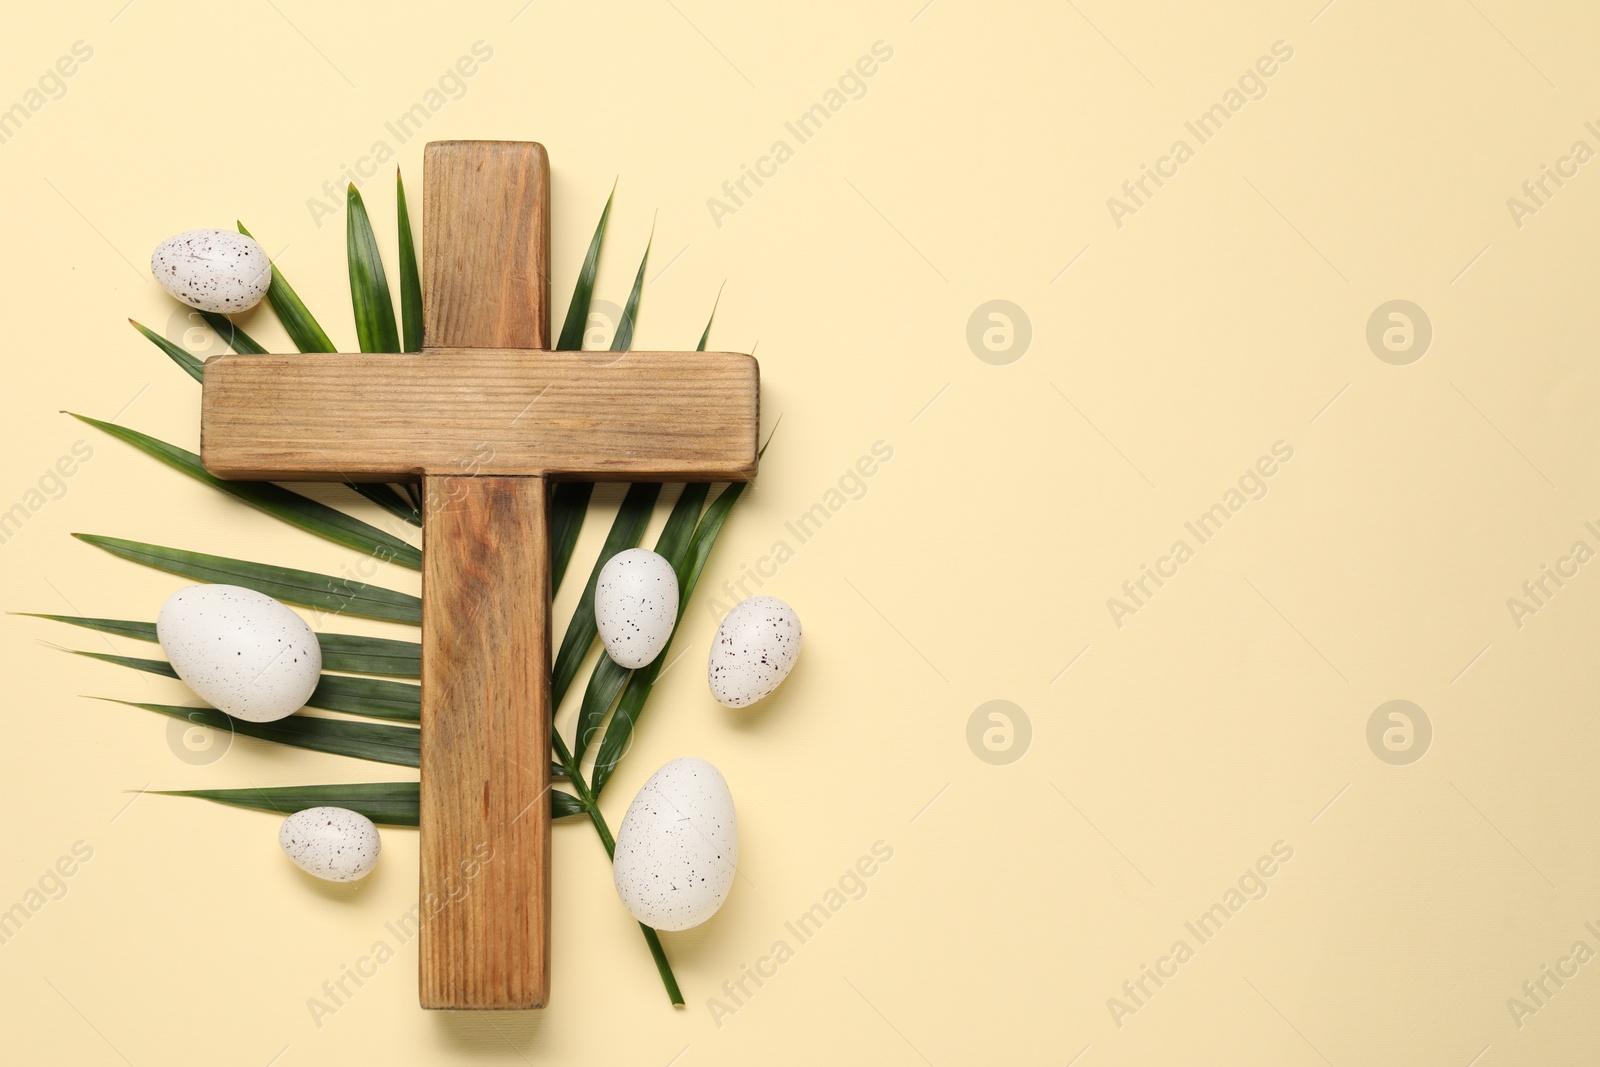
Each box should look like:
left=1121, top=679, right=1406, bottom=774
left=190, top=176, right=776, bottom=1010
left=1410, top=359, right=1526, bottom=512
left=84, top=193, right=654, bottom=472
left=417, top=141, right=552, bottom=1010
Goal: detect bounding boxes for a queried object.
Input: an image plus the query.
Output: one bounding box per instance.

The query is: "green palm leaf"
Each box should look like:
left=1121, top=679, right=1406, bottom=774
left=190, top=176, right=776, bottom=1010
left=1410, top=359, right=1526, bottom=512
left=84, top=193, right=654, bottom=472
left=19, top=613, right=158, bottom=643
left=197, top=312, right=266, bottom=354
left=20, top=614, right=421, bottom=676
left=237, top=222, right=336, bottom=353
left=553, top=224, right=660, bottom=716
left=346, top=185, right=400, bottom=353
left=126, top=322, right=420, bottom=528
left=130, top=319, right=202, bottom=382
left=305, top=675, right=419, bottom=721
left=68, top=650, right=176, bottom=678
left=697, top=285, right=723, bottom=352
left=552, top=482, right=660, bottom=711
left=305, top=633, right=420, bottom=676
left=396, top=170, right=423, bottom=353
left=104, top=699, right=419, bottom=766
left=555, top=183, right=614, bottom=350
left=549, top=484, right=594, bottom=595
left=159, top=782, right=422, bottom=824
left=609, top=232, right=651, bottom=353
left=653, top=483, right=711, bottom=583
left=71, top=414, right=421, bottom=569
left=348, top=482, right=421, bottom=528
left=591, top=476, right=752, bottom=796
left=155, top=782, right=583, bottom=825
left=66, top=649, right=419, bottom=721
left=548, top=186, right=617, bottom=590
left=570, top=483, right=706, bottom=762
left=73, top=534, right=421, bottom=623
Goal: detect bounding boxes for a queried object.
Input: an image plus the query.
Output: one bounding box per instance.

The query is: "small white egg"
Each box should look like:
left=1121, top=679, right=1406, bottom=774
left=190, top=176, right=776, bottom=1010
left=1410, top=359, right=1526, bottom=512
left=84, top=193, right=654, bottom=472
left=157, top=584, right=320, bottom=723
left=279, top=807, right=381, bottom=882
left=150, top=228, right=271, bottom=313
left=594, top=548, right=679, bottom=669
left=613, top=758, right=738, bottom=931
left=707, top=595, right=802, bottom=708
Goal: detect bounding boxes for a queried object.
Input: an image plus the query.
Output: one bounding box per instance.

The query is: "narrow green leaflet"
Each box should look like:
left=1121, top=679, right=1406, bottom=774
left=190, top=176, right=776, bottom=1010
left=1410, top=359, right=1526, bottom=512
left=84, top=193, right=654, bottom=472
left=161, top=782, right=421, bottom=824
left=237, top=222, right=336, bottom=353
left=592, top=479, right=750, bottom=796
left=396, top=170, right=423, bottom=353
left=24, top=614, right=421, bottom=676
left=697, top=286, right=722, bottom=352
left=547, top=190, right=617, bottom=590
left=551, top=482, right=660, bottom=710
left=348, top=482, right=421, bottom=528
left=609, top=235, right=650, bottom=353
left=157, top=782, right=584, bottom=825
left=346, top=185, right=400, bottom=353
left=71, top=414, right=421, bottom=569
left=549, top=483, right=595, bottom=595
left=130, top=319, right=202, bottom=382
left=124, top=322, right=418, bottom=528
left=71, top=651, right=176, bottom=678
left=554, top=184, right=615, bottom=351
left=20, top=614, right=157, bottom=644
left=67, top=649, right=419, bottom=720
left=570, top=653, right=629, bottom=764
left=314, top=633, right=420, bottom=676
left=197, top=312, right=266, bottom=355
left=654, top=482, right=710, bottom=567
left=74, top=535, right=421, bottom=623
left=570, top=483, right=706, bottom=762
left=306, top=675, right=419, bottom=721
left=104, top=700, right=419, bottom=766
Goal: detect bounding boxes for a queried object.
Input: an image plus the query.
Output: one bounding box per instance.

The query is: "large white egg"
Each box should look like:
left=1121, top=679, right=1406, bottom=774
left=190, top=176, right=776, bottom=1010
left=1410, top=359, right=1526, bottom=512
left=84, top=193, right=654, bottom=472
left=150, top=228, right=271, bottom=313
left=613, top=757, right=738, bottom=931
left=595, top=547, right=679, bottom=669
left=707, top=596, right=802, bottom=708
left=279, top=806, right=381, bottom=882
left=157, top=584, right=320, bottom=723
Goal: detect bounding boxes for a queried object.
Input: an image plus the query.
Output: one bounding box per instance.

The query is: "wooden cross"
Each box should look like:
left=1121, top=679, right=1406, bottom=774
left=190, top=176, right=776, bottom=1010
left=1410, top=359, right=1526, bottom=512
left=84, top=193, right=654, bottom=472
left=197, top=141, right=759, bottom=1009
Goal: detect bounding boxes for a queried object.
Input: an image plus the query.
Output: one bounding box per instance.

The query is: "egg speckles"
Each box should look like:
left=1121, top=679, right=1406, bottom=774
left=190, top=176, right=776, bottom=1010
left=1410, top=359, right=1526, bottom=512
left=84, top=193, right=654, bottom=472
left=595, top=548, right=679, bottom=669
left=613, top=758, right=738, bottom=931
left=279, top=807, right=381, bottom=882
left=157, top=584, right=321, bottom=723
left=708, top=596, right=801, bottom=708
left=150, top=229, right=271, bottom=313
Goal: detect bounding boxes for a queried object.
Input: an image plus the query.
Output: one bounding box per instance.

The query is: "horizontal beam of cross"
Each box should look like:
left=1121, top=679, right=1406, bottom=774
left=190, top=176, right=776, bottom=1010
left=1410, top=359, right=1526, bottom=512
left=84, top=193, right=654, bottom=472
left=199, top=348, right=759, bottom=482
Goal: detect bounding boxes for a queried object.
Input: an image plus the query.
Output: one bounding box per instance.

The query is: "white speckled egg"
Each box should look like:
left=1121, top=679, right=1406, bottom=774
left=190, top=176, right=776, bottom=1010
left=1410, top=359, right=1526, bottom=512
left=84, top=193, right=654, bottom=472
left=595, top=548, right=679, bottom=669
left=157, top=584, right=320, bottom=723
left=279, top=807, right=381, bottom=882
left=707, top=596, right=802, bottom=708
left=150, top=228, right=271, bottom=313
left=613, top=758, right=738, bottom=931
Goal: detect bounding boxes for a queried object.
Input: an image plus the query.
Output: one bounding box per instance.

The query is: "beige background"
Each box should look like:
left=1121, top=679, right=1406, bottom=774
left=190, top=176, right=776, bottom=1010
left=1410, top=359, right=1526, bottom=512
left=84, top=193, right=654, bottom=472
left=2, top=0, right=1599, bottom=1063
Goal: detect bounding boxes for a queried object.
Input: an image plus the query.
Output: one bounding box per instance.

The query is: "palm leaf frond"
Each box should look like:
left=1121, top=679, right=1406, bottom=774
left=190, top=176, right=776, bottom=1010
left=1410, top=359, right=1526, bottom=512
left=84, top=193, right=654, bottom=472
left=237, top=221, right=336, bottom=353
left=73, top=534, right=421, bottom=623
left=155, top=782, right=583, bottom=825
left=105, top=699, right=419, bottom=766
left=71, top=415, right=421, bottom=569
left=346, top=185, right=400, bottom=354
left=396, top=170, right=423, bottom=353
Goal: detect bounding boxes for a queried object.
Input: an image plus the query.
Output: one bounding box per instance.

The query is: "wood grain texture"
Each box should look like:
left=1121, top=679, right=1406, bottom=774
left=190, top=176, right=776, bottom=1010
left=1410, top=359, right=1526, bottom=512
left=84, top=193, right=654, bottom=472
left=423, top=141, right=550, bottom=349
left=418, top=474, right=550, bottom=1009
left=199, top=349, right=759, bottom=482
